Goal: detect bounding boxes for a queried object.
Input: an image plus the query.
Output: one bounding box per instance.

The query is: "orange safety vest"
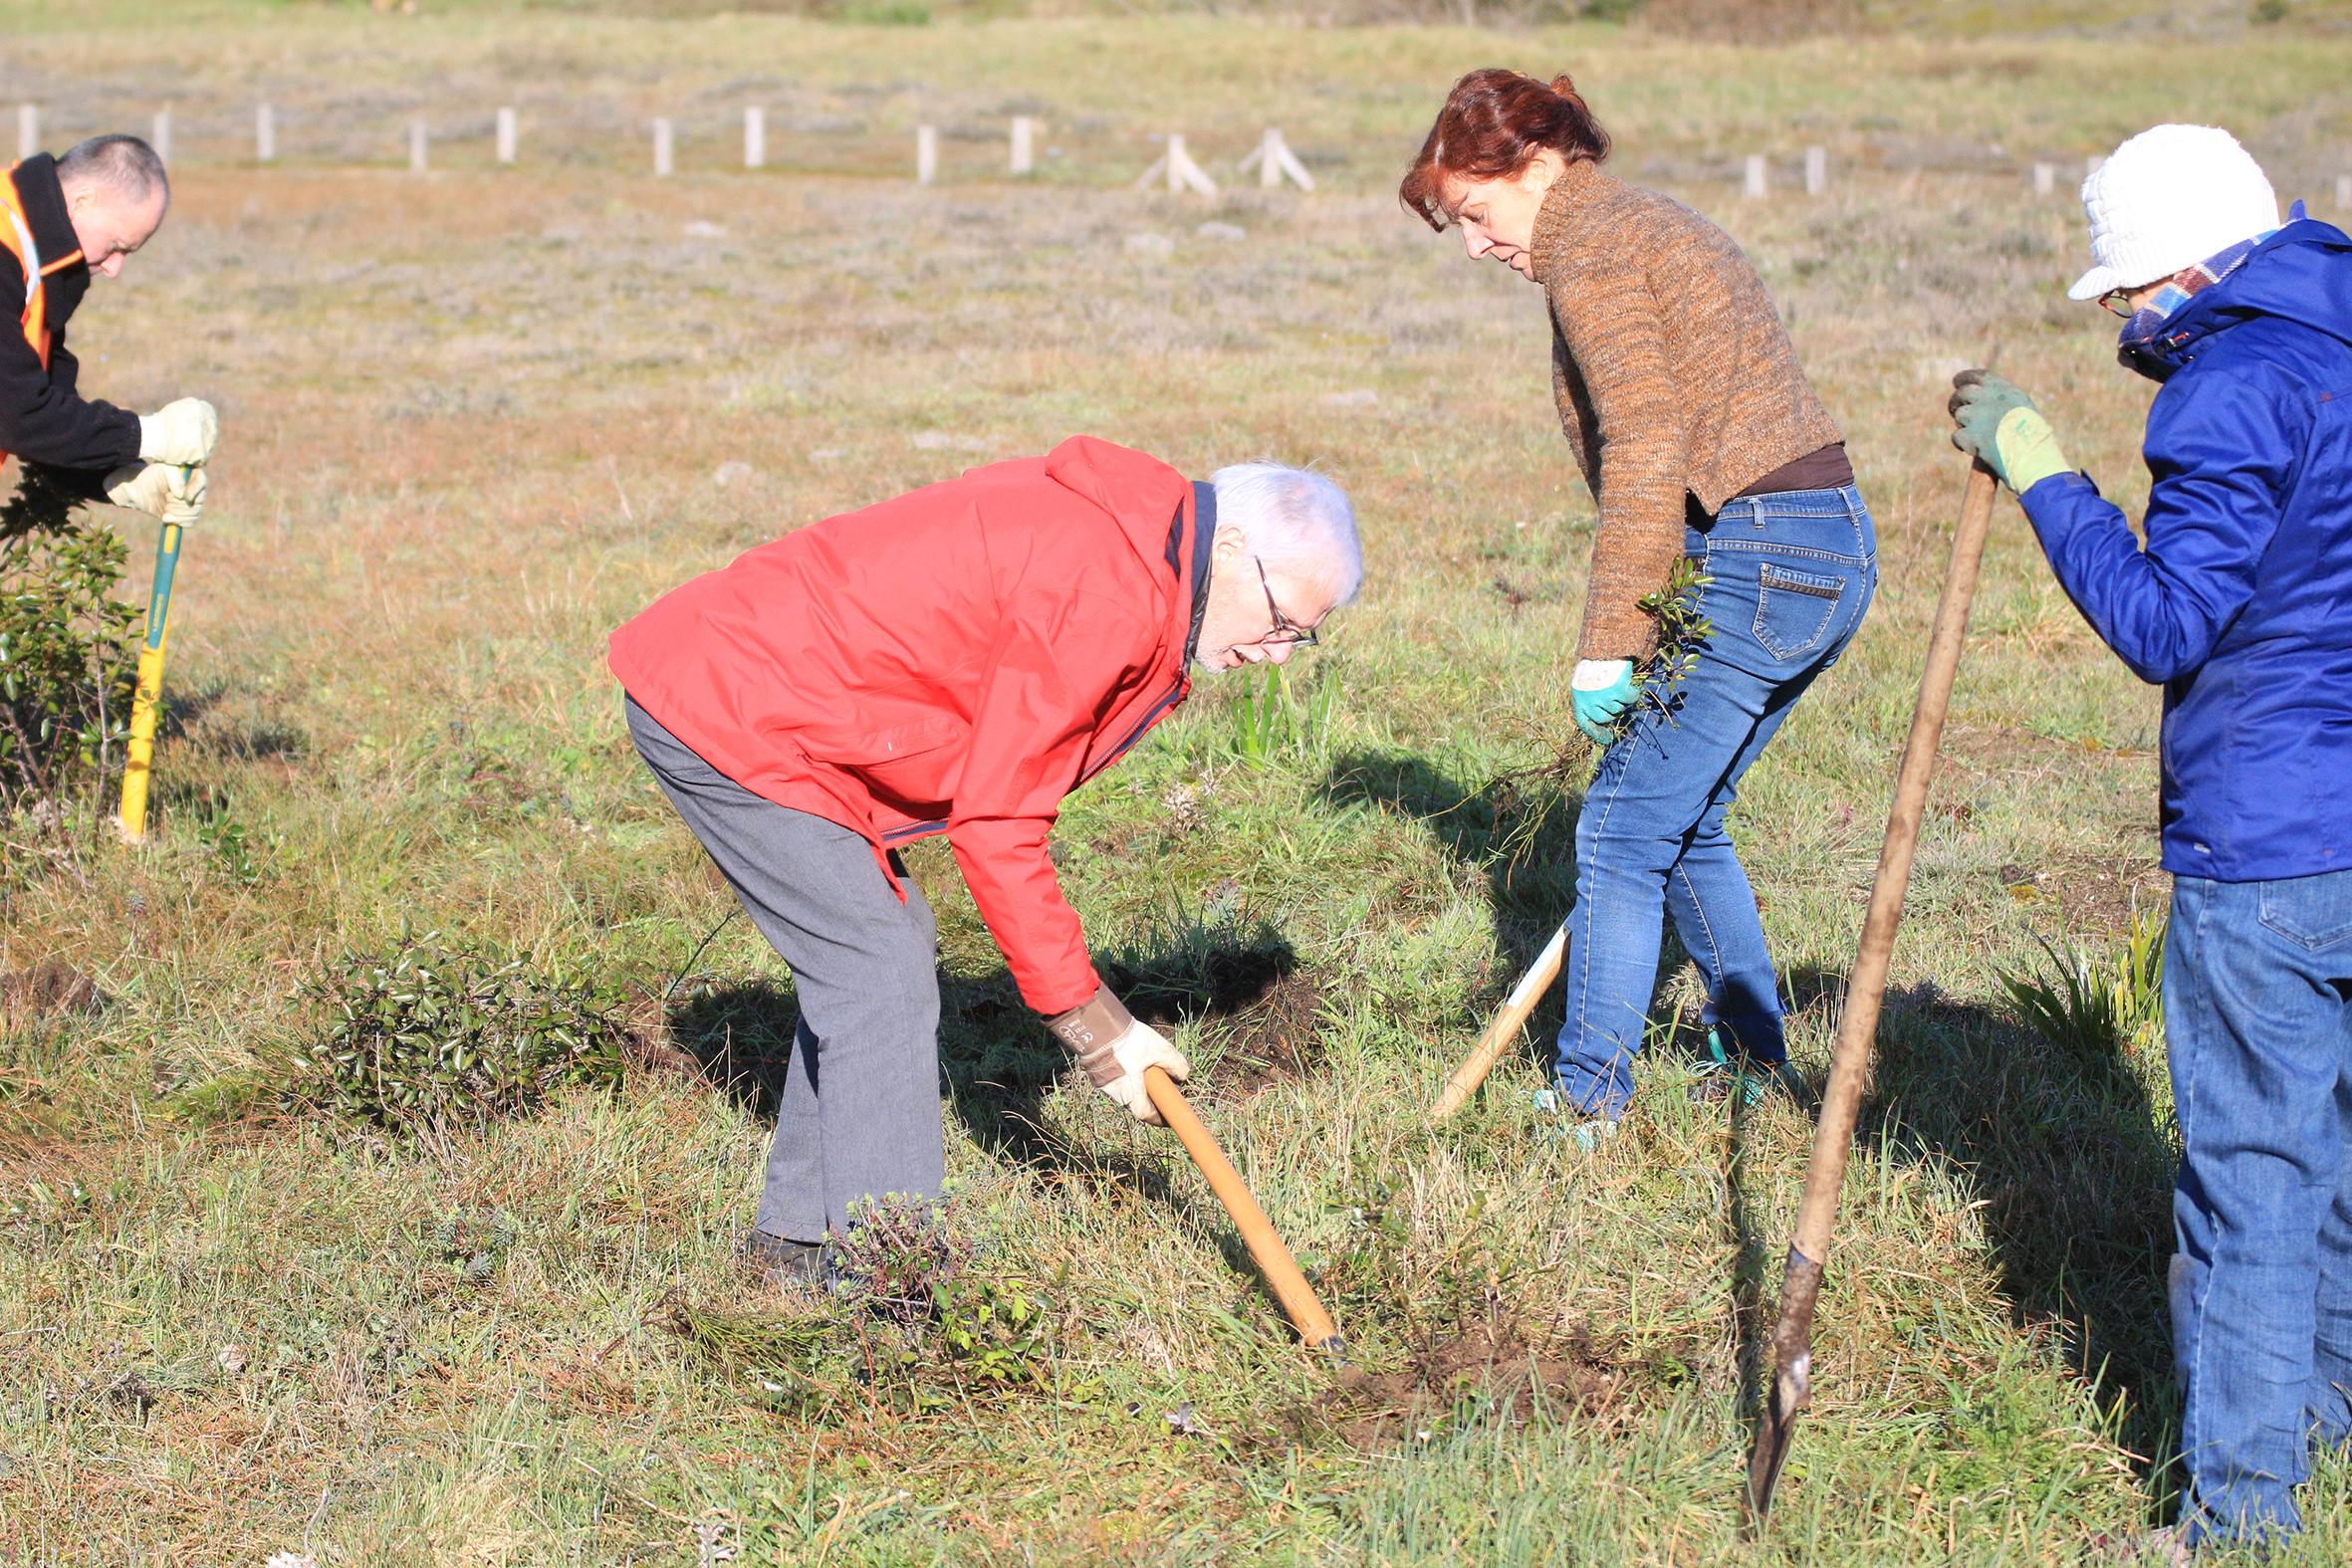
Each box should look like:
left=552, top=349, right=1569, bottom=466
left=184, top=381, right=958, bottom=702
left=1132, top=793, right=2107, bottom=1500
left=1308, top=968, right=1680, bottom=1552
left=0, top=160, right=88, bottom=474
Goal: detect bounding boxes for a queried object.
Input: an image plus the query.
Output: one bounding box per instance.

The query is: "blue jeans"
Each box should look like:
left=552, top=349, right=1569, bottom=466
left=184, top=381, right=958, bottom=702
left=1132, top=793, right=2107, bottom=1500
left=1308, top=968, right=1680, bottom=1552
left=2168, top=868, right=2352, bottom=1546
left=1556, top=486, right=1876, bottom=1118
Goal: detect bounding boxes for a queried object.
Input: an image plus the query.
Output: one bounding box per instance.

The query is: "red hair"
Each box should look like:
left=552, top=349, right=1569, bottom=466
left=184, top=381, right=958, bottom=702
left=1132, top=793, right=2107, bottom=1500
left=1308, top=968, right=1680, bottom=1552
left=1398, top=70, right=1611, bottom=231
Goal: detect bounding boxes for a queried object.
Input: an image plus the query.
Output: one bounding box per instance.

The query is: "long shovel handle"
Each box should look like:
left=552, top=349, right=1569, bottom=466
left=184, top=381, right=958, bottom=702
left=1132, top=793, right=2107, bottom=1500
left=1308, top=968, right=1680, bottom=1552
left=1431, top=923, right=1567, bottom=1122
left=1748, top=460, right=1999, bottom=1520
left=1144, top=1066, right=1347, bottom=1362
left=118, top=518, right=185, bottom=844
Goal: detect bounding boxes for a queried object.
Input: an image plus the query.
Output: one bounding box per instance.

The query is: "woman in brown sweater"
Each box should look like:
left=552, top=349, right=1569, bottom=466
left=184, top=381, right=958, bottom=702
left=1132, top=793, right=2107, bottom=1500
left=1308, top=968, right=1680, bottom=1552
left=1402, top=70, right=1876, bottom=1130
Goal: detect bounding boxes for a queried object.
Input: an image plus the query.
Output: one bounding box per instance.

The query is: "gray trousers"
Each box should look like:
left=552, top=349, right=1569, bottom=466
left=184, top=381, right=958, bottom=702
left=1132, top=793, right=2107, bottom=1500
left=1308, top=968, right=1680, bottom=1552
left=626, top=697, right=944, bottom=1243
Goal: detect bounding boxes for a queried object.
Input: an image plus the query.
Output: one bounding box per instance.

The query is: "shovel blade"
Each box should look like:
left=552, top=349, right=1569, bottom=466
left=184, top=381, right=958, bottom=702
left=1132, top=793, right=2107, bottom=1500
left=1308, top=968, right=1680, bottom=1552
left=1747, top=1342, right=1811, bottom=1520
left=1746, top=1244, right=1826, bottom=1525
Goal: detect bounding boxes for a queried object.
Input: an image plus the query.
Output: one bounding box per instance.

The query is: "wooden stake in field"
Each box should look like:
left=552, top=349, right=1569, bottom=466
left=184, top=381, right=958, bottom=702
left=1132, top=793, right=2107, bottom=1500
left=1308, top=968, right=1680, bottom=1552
left=1134, top=134, right=1217, bottom=196
left=1237, top=127, right=1314, bottom=192
left=1144, top=1066, right=1347, bottom=1362
left=118, top=515, right=188, bottom=844
left=1746, top=460, right=1999, bottom=1523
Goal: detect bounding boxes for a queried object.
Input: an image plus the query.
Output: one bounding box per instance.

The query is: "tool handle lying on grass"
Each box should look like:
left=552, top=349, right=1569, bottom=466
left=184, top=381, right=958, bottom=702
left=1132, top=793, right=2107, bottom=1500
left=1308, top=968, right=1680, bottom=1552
left=1144, top=1065, right=1347, bottom=1363
left=1747, top=460, right=2000, bottom=1523
left=1430, top=923, right=1567, bottom=1123
left=117, top=518, right=186, bottom=844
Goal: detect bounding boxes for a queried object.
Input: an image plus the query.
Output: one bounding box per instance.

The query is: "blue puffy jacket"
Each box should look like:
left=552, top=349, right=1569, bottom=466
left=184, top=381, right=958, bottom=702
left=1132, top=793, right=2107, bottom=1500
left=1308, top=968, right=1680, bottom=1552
left=2021, top=219, right=2352, bottom=883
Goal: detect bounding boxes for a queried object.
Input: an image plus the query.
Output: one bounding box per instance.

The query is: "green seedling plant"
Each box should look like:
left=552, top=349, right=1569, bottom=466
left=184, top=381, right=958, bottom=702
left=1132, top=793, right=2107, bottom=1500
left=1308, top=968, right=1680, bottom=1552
left=0, top=467, right=139, bottom=810
left=286, top=934, right=629, bottom=1128
left=432, top=1207, right=518, bottom=1283
left=191, top=790, right=272, bottom=887
left=930, top=1274, right=1056, bottom=1391
left=1229, top=662, right=1340, bottom=772
left=1999, top=907, right=2167, bottom=1077
left=1482, top=560, right=1711, bottom=874
left=1631, top=556, right=1715, bottom=729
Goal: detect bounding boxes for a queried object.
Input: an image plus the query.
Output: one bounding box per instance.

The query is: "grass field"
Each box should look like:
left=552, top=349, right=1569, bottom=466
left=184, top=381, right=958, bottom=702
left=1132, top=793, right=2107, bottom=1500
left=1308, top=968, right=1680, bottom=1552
left=4, top=6, right=2352, bottom=1564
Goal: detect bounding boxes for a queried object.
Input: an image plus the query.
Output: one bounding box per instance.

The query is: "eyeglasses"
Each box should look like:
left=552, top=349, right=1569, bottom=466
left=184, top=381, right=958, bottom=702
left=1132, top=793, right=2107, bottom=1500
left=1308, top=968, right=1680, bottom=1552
left=1254, top=556, right=1318, bottom=648
left=2099, top=289, right=2137, bottom=319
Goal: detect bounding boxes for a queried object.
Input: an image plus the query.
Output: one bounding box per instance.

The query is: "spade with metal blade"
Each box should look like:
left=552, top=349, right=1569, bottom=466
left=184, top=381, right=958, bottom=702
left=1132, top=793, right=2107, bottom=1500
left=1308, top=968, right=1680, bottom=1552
left=1747, top=459, right=1999, bottom=1522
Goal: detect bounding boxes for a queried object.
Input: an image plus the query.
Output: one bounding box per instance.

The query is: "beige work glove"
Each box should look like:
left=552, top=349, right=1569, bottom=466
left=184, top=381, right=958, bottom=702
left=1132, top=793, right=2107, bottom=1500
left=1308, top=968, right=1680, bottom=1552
left=1044, top=985, right=1191, bottom=1127
left=137, top=397, right=219, bottom=467
left=162, top=463, right=204, bottom=526
left=105, top=461, right=205, bottom=524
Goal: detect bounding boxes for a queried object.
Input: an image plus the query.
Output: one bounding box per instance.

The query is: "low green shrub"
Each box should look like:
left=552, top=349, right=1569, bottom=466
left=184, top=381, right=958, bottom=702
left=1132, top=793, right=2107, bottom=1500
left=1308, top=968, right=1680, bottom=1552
left=1999, top=909, right=2166, bottom=1076
left=286, top=936, right=628, bottom=1128
left=432, top=1207, right=518, bottom=1283
left=0, top=469, right=140, bottom=807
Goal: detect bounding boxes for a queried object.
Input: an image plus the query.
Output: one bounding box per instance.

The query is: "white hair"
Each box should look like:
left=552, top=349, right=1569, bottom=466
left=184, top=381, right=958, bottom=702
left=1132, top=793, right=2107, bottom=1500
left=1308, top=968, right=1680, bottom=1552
left=1208, top=463, right=1363, bottom=607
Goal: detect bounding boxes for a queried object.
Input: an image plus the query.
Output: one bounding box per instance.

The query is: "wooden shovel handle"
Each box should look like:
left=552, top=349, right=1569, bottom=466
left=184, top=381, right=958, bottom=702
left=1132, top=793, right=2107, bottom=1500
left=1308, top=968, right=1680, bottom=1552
left=1748, top=461, right=1999, bottom=1524
left=1144, top=1067, right=1346, bottom=1359
left=1430, top=924, right=1568, bottom=1122
left=1793, top=461, right=1999, bottom=1262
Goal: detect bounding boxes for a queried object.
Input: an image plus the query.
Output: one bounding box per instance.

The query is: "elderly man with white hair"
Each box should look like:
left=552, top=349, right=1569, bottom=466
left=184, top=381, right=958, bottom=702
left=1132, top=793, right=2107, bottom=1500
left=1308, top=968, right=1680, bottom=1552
left=2, top=133, right=215, bottom=518
left=1949, top=126, right=2352, bottom=1551
left=609, top=437, right=1360, bottom=1279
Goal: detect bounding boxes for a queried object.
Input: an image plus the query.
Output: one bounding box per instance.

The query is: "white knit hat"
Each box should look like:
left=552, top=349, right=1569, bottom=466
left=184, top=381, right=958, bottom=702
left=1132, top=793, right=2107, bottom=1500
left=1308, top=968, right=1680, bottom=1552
left=2067, top=124, right=2280, bottom=301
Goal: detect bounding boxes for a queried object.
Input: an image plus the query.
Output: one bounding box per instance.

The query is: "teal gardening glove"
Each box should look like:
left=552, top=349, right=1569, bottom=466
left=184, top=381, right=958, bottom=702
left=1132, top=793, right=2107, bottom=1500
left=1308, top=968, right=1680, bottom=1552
left=1571, top=658, right=1637, bottom=746
left=1949, top=369, right=2073, bottom=494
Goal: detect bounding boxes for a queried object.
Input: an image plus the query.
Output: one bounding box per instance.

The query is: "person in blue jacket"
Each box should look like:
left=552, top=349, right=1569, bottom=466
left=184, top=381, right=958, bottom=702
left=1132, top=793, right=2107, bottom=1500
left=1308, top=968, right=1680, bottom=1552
left=1950, top=123, right=2352, bottom=1551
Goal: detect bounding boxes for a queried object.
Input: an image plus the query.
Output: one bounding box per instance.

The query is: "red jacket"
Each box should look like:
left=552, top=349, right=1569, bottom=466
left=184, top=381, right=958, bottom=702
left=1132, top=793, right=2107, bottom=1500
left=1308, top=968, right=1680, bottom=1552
left=608, top=436, right=1205, bottom=1015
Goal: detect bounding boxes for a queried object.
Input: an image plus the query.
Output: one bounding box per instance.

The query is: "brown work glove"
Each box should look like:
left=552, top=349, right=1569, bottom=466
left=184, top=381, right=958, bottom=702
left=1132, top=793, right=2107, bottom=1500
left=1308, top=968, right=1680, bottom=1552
left=1044, top=985, right=1191, bottom=1127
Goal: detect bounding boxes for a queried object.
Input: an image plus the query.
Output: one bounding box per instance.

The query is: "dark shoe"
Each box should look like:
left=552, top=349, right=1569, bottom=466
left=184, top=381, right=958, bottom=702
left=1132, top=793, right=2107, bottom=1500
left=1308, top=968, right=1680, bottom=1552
left=739, top=1231, right=825, bottom=1284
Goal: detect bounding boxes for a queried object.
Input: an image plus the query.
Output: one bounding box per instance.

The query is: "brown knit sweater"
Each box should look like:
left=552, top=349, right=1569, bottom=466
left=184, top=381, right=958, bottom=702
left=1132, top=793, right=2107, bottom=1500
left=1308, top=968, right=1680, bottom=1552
left=1529, top=160, right=1844, bottom=659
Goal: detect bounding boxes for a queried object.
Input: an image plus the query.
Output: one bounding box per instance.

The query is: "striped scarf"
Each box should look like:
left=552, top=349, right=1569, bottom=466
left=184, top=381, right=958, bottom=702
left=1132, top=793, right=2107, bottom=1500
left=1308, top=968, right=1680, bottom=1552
left=2118, top=201, right=2301, bottom=350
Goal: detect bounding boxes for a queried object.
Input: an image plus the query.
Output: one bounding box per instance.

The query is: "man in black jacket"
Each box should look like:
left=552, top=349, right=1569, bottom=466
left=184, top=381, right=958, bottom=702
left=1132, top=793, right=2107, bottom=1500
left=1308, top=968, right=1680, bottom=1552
left=3, top=133, right=214, bottom=522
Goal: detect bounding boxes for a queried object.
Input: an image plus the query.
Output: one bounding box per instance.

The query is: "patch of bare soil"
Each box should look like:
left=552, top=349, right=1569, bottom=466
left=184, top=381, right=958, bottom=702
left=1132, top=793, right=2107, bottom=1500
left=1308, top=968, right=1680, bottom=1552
left=1104, top=943, right=1333, bottom=1094
left=0, top=964, right=105, bottom=1036
left=2038, top=849, right=2170, bottom=937
left=1265, top=1317, right=1643, bottom=1453
left=1214, top=971, right=1331, bottom=1095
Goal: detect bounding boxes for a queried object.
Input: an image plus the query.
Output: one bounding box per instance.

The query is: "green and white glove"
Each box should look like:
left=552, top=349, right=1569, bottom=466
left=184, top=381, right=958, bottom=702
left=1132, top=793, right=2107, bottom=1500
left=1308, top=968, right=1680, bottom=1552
left=1949, top=370, right=2071, bottom=495
left=1570, top=658, right=1637, bottom=746
left=137, top=397, right=219, bottom=467
left=1044, top=986, right=1192, bottom=1127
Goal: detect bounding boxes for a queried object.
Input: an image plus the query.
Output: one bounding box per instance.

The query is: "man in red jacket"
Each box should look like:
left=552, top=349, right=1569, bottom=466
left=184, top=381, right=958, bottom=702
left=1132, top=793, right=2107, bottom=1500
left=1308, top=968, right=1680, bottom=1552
left=609, top=437, right=1361, bottom=1277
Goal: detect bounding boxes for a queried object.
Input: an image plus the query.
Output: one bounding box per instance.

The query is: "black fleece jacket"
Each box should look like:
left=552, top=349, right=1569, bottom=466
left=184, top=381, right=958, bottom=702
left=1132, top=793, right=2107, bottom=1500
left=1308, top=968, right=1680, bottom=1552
left=2, top=153, right=144, bottom=481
